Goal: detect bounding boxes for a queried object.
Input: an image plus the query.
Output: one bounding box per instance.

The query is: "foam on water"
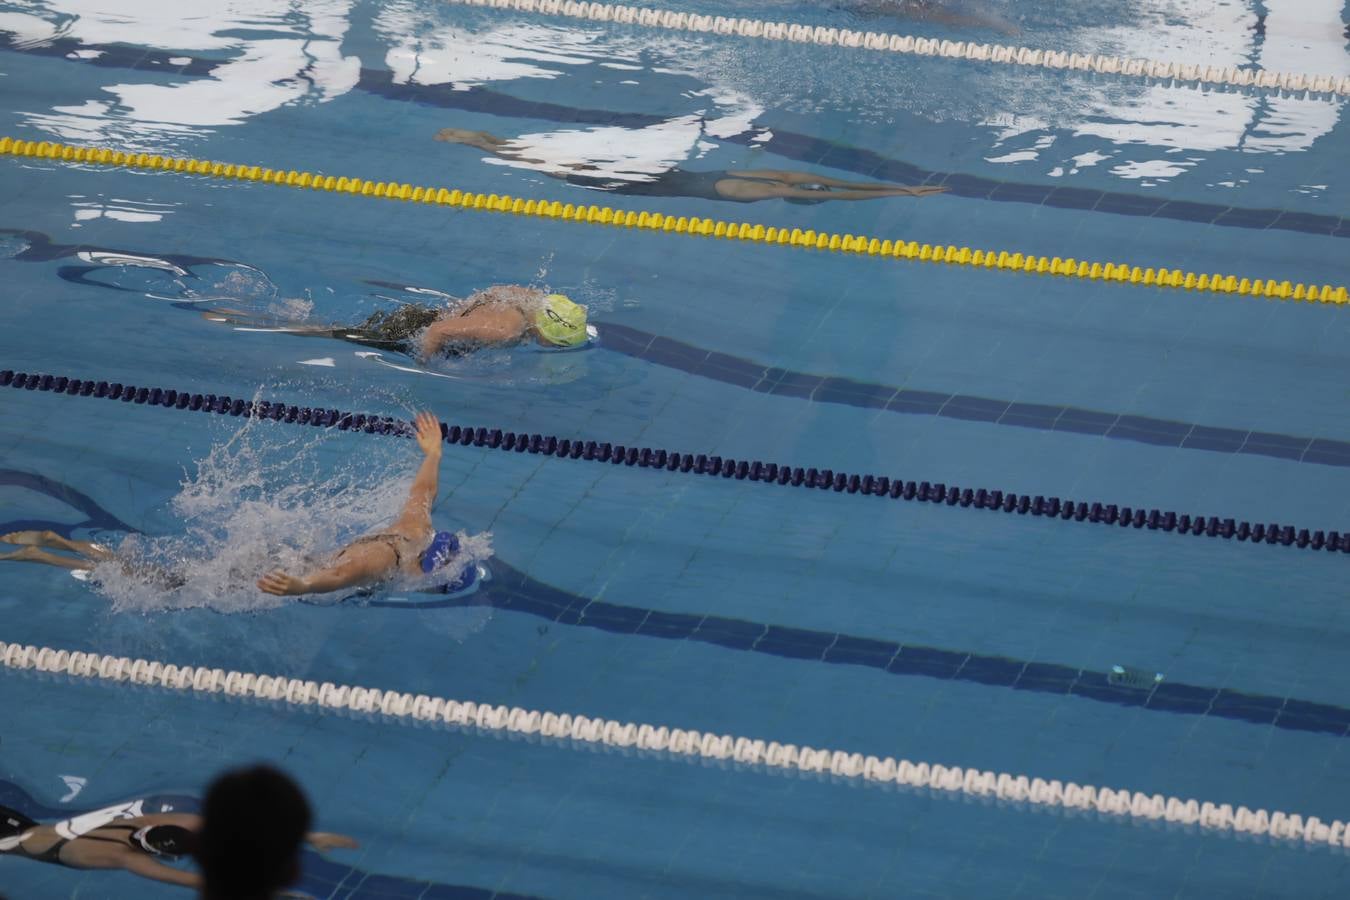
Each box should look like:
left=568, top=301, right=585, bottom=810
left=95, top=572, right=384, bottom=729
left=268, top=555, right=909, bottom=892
left=90, top=414, right=492, bottom=614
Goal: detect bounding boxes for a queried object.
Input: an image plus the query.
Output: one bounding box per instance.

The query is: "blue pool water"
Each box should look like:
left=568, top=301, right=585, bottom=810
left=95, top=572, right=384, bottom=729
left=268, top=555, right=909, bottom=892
left=2, top=0, right=1349, bottom=896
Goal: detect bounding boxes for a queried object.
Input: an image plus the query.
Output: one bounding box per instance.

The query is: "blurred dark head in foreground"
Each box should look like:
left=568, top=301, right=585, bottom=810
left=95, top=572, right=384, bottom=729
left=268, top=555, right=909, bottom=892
left=196, top=766, right=312, bottom=899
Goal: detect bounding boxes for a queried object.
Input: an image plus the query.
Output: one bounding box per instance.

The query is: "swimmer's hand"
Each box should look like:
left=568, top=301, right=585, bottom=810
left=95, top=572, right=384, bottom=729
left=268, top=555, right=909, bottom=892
left=307, top=832, right=360, bottom=853
left=413, top=411, right=443, bottom=458
left=903, top=185, right=948, bottom=196
left=257, top=570, right=309, bottom=596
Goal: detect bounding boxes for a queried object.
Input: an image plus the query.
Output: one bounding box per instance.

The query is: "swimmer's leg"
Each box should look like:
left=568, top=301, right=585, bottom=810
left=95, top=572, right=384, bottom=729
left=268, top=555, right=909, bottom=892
left=0, top=546, right=95, bottom=571
left=714, top=181, right=948, bottom=202
left=0, top=530, right=113, bottom=561
left=730, top=169, right=912, bottom=190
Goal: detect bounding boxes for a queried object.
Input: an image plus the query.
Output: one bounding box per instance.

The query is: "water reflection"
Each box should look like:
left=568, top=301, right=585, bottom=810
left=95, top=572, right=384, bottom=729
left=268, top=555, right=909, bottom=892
left=0, top=0, right=1344, bottom=192
left=3, top=0, right=359, bottom=145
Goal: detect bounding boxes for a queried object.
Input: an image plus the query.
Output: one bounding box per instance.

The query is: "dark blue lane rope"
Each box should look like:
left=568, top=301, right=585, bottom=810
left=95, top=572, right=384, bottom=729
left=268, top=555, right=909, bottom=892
left=4, top=369, right=1345, bottom=555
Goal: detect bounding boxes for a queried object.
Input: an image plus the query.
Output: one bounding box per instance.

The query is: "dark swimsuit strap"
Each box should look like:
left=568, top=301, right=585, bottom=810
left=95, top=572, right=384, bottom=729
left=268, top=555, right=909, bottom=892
left=36, top=824, right=146, bottom=864
left=79, top=824, right=139, bottom=842
left=344, top=533, right=411, bottom=568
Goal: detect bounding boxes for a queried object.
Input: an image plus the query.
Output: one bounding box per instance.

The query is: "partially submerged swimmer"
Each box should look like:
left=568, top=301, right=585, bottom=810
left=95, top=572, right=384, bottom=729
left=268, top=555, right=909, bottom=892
left=204, top=285, right=594, bottom=363
left=435, top=129, right=947, bottom=204
left=359, top=285, right=594, bottom=361
left=0, top=413, right=479, bottom=599
left=257, top=410, right=461, bottom=596
left=0, top=798, right=354, bottom=890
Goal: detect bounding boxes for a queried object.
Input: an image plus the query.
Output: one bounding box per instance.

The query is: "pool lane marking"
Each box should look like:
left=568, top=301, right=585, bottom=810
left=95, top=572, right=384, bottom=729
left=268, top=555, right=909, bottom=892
left=443, top=0, right=1350, bottom=98
left=0, top=484, right=1340, bottom=742
left=403, top=557, right=1350, bottom=741
left=3, top=137, right=1346, bottom=306
left=2, top=640, right=1345, bottom=847
left=4, top=368, right=1348, bottom=555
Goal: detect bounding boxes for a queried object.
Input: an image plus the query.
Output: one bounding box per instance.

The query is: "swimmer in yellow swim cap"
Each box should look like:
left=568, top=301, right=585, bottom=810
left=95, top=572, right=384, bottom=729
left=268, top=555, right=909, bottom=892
left=532, top=293, right=590, bottom=349
left=354, top=285, right=595, bottom=360
left=195, top=284, right=597, bottom=361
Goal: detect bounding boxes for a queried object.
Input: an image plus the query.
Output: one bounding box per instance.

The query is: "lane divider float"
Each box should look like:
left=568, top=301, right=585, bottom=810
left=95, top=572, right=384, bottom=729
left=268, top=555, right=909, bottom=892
left=2, top=640, right=1345, bottom=848
left=443, top=0, right=1350, bottom=97
left=4, top=368, right=1346, bottom=555
left=3, top=136, right=1345, bottom=306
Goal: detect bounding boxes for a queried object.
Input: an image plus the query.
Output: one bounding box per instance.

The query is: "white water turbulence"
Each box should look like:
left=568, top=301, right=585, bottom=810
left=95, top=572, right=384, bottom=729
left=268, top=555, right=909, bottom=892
left=89, top=414, right=492, bottom=614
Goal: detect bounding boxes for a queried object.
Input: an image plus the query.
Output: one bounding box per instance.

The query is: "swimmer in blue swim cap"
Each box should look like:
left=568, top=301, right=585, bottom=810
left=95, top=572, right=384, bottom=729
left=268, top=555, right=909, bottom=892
left=256, top=412, right=470, bottom=596
left=2, top=412, right=483, bottom=599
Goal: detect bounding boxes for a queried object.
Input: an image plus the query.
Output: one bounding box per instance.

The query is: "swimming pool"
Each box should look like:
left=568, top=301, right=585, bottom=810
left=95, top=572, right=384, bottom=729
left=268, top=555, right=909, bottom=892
left=2, top=0, right=1349, bottom=895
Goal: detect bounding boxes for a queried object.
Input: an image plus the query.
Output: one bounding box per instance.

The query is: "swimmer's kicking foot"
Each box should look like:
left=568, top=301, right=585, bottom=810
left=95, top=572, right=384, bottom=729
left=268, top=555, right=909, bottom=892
left=0, top=545, right=95, bottom=571
left=1, top=529, right=113, bottom=557
left=257, top=411, right=460, bottom=597
left=0, top=530, right=112, bottom=570
left=0, top=530, right=186, bottom=585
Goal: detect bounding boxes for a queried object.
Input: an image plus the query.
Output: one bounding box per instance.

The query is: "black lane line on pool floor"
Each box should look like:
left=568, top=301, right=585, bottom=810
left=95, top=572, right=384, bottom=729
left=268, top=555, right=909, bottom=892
left=594, top=322, right=1350, bottom=468
left=13, top=228, right=1350, bottom=471
left=377, top=558, right=1350, bottom=740
left=2, top=31, right=1346, bottom=240
left=4, top=369, right=1348, bottom=555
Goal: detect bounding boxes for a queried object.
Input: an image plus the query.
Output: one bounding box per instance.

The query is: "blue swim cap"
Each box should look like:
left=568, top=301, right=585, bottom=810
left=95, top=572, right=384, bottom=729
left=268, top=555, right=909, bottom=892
left=421, top=531, right=460, bottom=573
left=421, top=530, right=482, bottom=594
left=436, top=563, right=480, bottom=595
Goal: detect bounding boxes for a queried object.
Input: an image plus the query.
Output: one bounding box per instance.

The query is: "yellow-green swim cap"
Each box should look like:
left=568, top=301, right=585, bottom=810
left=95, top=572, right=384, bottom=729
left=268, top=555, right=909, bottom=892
left=534, top=293, right=589, bottom=348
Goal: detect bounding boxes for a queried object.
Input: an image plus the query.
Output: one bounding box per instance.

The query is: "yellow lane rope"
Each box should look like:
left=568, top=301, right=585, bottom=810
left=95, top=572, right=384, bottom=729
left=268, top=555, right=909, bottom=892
left=4, top=137, right=1345, bottom=305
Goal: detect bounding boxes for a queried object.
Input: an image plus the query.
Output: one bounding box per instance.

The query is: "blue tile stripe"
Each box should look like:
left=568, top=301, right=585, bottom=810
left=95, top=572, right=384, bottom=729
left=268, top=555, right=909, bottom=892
left=377, top=560, right=1350, bottom=739
left=598, top=323, right=1350, bottom=469
left=0, top=469, right=135, bottom=533
left=2, top=31, right=1346, bottom=241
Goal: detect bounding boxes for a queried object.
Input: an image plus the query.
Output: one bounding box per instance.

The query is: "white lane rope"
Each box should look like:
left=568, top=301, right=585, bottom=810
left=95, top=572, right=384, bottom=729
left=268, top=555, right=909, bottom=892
left=4, top=641, right=1346, bottom=848
left=440, top=0, right=1350, bottom=97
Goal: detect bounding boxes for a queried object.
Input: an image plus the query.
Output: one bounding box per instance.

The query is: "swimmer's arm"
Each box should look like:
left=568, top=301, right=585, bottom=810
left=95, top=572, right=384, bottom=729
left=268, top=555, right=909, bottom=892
left=269, top=564, right=370, bottom=597
left=417, top=310, right=527, bottom=359
left=121, top=852, right=202, bottom=889
left=305, top=832, right=359, bottom=852
left=397, top=412, right=443, bottom=522
left=260, top=414, right=445, bottom=598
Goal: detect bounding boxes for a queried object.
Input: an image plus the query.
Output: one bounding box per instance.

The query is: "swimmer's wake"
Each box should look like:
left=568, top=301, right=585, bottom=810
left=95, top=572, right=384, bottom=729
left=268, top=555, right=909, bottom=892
left=0, top=413, right=493, bottom=613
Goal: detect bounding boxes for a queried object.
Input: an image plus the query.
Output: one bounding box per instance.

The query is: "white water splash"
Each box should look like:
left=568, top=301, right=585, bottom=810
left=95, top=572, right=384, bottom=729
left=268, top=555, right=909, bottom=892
left=89, top=415, right=491, bottom=613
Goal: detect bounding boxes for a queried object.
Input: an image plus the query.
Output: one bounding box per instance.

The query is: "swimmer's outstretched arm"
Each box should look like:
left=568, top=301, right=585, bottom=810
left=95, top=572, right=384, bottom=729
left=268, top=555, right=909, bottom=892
left=306, top=831, right=360, bottom=852
left=396, top=411, right=443, bottom=525
left=417, top=307, right=528, bottom=359
left=257, top=413, right=445, bottom=597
